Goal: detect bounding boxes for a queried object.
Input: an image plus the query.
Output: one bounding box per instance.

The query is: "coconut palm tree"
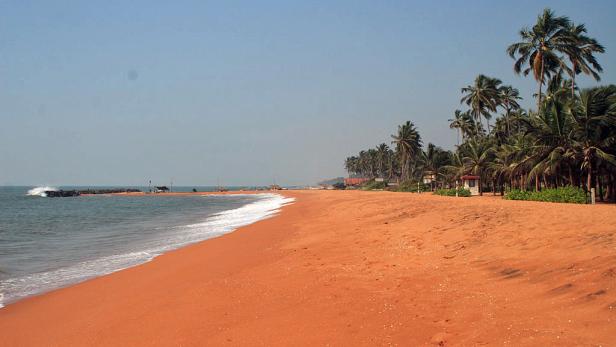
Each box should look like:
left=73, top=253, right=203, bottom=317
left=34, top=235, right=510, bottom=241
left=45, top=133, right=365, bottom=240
left=391, top=121, right=422, bottom=181
left=448, top=110, right=464, bottom=145
left=570, top=86, right=616, bottom=195
left=523, top=93, right=577, bottom=190
left=442, top=152, right=466, bottom=188
left=420, top=143, right=451, bottom=190
left=498, top=85, right=522, bottom=135
left=461, top=75, right=502, bottom=132
left=507, top=8, right=572, bottom=108
left=375, top=143, right=391, bottom=178
left=562, top=23, right=605, bottom=98
left=461, top=139, right=494, bottom=196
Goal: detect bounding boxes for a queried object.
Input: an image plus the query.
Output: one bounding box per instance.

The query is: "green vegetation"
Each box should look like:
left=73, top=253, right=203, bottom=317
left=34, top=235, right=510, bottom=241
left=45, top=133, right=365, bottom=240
left=394, top=181, right=430, bottom=193
left=343, top=8, right=615, bottom=204
left=332, top=182, right=346, bottom=190
left=504, top=186, right=586, bottom=204
left=434, top=188, right=472, bottom=197
left=361, top=180, right=388, bottom=190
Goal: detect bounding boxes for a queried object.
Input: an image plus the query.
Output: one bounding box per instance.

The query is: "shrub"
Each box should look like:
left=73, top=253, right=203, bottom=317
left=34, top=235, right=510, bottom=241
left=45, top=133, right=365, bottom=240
left=395, top=180, right=430, bottom=193
left=434, top=188, right=471, bottom=197
left=504, top=186, right=586, bottom=204
left=332, top=182, right=346, bottom=190
left=362, top=180, right=388, bottom=190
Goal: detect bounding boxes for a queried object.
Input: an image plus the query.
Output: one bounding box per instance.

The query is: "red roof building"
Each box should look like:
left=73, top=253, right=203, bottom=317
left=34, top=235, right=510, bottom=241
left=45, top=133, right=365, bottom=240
left=344, top=177, right=370, bottom=186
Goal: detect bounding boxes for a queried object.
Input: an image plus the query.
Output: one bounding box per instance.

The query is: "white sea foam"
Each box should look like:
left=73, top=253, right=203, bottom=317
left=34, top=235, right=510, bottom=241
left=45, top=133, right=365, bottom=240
left=26, top=186, right=58, bottom=197
left=0, top=193, right=294, bottom=308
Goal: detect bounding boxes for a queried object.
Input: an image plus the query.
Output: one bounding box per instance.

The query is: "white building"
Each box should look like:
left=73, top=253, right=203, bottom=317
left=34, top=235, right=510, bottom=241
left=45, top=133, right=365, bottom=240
left=461, top=175, right=480, bottom=196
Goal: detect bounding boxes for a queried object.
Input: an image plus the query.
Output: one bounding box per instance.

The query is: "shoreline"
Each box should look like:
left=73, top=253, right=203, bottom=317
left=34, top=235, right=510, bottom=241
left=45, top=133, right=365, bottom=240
left=0, top=192, right=292, bottom=308
left=1, top=190, right=615, bottom=345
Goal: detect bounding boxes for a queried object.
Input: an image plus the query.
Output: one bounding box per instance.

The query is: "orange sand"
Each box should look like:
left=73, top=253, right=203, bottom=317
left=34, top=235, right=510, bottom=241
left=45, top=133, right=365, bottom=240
left=1, top=190, right=615, bottom=345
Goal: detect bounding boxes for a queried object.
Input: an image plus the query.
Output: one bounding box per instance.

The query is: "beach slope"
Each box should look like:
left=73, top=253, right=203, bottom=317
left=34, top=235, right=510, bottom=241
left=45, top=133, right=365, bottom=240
left=1, top=190, right=615, bottom=345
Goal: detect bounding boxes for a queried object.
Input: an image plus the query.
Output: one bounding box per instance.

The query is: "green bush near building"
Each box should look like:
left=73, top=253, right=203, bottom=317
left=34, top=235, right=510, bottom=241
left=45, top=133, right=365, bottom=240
left=395, top=180, right=430, bottom=193
left=434, top=188, right=471, bottom=197
left=503, top=186, right=586, bottom=204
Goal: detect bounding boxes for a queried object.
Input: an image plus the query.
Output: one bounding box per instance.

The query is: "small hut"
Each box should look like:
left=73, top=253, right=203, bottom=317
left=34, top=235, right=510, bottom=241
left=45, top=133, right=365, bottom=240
left=460, top=175, right=480, bottom=196
left=422, top=171, right=435, bottom=185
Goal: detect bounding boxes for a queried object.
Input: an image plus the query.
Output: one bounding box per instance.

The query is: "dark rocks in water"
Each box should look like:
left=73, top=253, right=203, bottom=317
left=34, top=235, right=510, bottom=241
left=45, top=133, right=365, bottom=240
left=45, top=190, right=81, bottom=197
left=45, top=188, right=141, bottom=197
left=78, top=188, right=141, bottom=195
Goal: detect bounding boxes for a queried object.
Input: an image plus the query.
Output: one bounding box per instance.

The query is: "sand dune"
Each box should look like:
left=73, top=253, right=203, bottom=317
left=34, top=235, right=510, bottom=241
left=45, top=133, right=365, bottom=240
left=1, top=190, right=614, bottom=345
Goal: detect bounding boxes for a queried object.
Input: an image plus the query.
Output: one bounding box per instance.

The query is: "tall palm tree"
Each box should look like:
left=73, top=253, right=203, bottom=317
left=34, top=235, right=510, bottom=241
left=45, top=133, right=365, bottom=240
left=571, top=86, right=616, bottom=194
left=391, top=121, right=422, bottom=181
left=420, top=143, right=450, bottom=190
left=375, top=143, right=390, bottom=178
left=562, top=23, right=605, bottom=98
left=461, top=139, right=494, bottom=196
left=442, top=152, right=466, bottom=188
left=498, top=85, right=522, bottom=136
left=507, top=8, right=572, bottom=108
left=461, top=75, right=502, bottom=132
left=448, top=110, right=465, bottom=145
left=523, top=93, right=576, bottom=190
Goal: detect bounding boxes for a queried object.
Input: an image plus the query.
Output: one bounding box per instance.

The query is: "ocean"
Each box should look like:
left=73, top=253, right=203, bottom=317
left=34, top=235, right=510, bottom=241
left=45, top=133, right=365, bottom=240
left=0, top=186, right=293, bottom=308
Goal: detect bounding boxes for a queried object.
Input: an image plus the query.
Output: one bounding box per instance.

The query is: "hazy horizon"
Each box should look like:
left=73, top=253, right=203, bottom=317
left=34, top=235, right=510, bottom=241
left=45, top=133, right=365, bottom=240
left=2, top=1, right=615, bottom=186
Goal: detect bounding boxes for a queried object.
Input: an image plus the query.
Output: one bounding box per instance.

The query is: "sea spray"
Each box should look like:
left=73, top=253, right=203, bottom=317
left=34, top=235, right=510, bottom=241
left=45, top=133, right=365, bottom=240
left=26, top=186, right=58, bottom=197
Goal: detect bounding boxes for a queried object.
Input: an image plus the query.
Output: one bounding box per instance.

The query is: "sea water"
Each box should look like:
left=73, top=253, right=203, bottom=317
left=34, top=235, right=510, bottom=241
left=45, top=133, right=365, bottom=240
left=0, top=186, right=293, bottom=307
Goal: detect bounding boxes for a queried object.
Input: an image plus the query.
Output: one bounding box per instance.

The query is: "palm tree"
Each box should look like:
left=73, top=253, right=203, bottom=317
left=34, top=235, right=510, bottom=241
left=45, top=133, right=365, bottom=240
left=461, top=75, right=502, bottom=132
left=391, top=121, right=422, bottom=181
left=571, top=86, right=616, bottom=195
left=489, top=144, right=518, bottom=192
left=420, top=143, right=451, bottom=190
left=498, top=85, right=522, bottom=135
left=507, top=8, right=572, bottom=108
left=442, top=152, right=467, bottom=188
left=523, top=93, right=577, bottom=190
left=375, top=143, right=390, bottom=178
left=461, top=139, right=494, bottom=196
left=344, top=156, right=359, bottom=176
left=562, top=23, right=605, bottom=98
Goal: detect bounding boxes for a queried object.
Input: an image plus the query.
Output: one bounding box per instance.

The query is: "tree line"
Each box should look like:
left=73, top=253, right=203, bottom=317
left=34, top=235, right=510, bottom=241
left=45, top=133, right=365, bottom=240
left=344, top=9, right=616, bottom=202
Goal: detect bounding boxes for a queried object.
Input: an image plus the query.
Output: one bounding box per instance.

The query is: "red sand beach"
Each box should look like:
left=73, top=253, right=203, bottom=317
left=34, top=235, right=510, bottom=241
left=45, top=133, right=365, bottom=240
left=1, top=190, right=615, bottom=345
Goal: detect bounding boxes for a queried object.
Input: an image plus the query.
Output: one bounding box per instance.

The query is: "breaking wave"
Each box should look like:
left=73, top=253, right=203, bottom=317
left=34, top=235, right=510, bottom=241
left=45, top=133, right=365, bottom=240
left=0, top=193, right=294, bottom=308
left=27, top=186, right=58, bottom=197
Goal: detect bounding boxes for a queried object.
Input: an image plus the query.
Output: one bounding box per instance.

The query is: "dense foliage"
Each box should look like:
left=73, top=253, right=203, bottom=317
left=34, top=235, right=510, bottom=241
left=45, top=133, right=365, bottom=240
left=504, top=186, right=587, bottom=204
left=395, top=181, right=430, bottom=193
left=361, top=180, right=388, bottom=190
left=344, top=8, right=615, bottom=204
left=434, top=188, right=472, bottom=197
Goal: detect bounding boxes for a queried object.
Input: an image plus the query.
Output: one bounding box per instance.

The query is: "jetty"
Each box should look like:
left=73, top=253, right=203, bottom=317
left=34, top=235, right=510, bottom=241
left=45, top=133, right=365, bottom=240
left=45, top=188, right=141, bottom=197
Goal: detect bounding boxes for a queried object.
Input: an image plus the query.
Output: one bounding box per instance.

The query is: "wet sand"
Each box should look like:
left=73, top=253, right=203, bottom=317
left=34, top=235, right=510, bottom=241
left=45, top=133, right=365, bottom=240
left=1, top=190, right=615, bottom=345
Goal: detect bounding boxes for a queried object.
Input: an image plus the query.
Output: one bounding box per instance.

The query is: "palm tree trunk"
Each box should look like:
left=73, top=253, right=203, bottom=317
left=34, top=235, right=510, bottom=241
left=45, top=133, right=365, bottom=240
left=478, top=170, right=483, bottom=196
left=571, top=62, right=576, bottom=99
left=587, top=160, right=592, bottom=193
left=537, top=57, right=545, bottom=109
left=609, top=173, right=616, bottom=203
left=598, top=173, right=604, bottom=202
left=505, top=105, right=511, bottom=136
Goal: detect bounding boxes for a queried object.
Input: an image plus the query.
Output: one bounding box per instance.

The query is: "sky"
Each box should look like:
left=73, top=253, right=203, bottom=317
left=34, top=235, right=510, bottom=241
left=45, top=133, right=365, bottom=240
left=1, top=1, right=615, bottom=186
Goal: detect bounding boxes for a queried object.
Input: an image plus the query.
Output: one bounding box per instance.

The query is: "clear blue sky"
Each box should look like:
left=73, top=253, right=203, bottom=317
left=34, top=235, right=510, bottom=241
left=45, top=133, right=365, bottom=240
left=1, top=1, right=615, bottom=186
